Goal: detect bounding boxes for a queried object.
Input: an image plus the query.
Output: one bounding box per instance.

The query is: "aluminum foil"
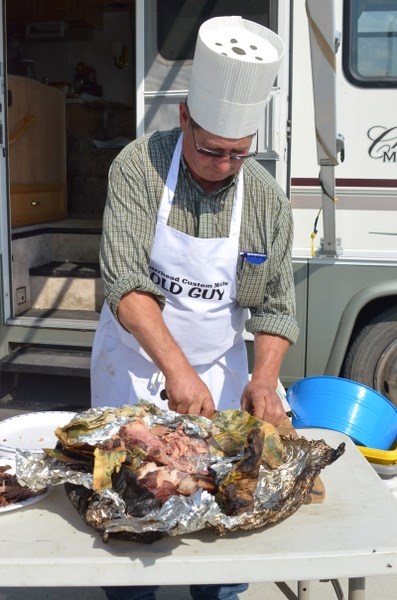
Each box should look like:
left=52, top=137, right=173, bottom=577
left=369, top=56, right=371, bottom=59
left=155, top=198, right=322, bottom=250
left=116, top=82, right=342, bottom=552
left=15, top=403, right=345, bottom=542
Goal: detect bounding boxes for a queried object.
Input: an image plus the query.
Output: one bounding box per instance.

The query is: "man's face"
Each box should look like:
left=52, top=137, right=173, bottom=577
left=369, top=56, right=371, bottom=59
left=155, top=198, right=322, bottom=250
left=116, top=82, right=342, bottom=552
left=179, top=103, right=256, bottom=189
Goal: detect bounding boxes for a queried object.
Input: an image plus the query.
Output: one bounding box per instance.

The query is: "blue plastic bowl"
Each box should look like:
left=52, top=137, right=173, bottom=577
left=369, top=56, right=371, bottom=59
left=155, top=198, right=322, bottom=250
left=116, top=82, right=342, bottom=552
left=287, top=376, right=397, bottom=450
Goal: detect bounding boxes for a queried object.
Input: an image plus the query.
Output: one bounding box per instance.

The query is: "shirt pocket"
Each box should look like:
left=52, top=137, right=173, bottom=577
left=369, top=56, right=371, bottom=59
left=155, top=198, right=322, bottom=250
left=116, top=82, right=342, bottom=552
left=236, top=259, right=269, bottom=308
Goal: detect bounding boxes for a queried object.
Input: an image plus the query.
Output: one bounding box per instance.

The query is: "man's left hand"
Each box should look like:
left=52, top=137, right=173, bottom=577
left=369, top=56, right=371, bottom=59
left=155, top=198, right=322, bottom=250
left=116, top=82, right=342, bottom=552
left=240, top=379, right=286, bottom=426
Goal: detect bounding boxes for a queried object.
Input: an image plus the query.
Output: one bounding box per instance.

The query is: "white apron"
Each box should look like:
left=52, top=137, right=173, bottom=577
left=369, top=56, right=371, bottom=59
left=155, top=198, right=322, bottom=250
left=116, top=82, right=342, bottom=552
left=91, top=134, right=248, bottom=410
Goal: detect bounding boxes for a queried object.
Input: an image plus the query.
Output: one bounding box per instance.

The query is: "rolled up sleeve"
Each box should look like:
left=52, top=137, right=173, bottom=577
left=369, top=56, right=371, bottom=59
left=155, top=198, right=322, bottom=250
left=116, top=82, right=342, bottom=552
left=100, top=144, right=166, bottom=320
left=238, top=163, right=299, bottom=345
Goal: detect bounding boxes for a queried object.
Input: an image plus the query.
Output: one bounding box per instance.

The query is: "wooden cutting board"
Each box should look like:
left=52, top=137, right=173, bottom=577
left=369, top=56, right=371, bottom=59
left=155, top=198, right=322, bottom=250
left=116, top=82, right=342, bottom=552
left=277, top=416, right=326, bottom=504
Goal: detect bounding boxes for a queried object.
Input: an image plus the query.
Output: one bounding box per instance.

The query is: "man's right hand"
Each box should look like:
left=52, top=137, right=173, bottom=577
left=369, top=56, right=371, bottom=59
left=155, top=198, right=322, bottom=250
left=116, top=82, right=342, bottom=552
left=163, top=368, right=215, bottom=418
left=118, top=291, right=215, bottom=418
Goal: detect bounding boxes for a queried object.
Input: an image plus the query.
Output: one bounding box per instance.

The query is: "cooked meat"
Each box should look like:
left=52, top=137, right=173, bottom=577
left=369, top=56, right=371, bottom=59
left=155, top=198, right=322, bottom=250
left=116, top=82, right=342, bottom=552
left=117, top=421, right=209, bottom=473
left=44, top=403, right=345, bottom=543
left=0, top=464, right=44, bottom=507
left=217, top=427, right=265, bottom=515
left=135, top=461, right=217, bottom=501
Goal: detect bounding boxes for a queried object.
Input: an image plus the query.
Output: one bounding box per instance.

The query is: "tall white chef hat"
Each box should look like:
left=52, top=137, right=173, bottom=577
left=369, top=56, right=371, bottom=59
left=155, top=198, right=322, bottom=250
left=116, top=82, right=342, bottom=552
left=187, top=16, right=285, bottom=139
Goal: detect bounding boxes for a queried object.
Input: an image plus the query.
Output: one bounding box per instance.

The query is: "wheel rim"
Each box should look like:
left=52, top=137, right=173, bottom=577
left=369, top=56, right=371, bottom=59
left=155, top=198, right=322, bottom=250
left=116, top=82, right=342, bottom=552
left=374, top=339, right=397, bottom=407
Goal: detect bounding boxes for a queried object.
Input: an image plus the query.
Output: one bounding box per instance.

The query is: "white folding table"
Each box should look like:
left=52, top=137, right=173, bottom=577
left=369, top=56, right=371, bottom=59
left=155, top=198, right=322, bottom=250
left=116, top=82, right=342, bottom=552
left=1, top=429, right=396, bottom=600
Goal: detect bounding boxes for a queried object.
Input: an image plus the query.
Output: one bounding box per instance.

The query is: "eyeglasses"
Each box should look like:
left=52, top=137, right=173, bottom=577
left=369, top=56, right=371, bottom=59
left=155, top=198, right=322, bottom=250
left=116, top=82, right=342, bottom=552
left=189, top=118, right=258, bottom=161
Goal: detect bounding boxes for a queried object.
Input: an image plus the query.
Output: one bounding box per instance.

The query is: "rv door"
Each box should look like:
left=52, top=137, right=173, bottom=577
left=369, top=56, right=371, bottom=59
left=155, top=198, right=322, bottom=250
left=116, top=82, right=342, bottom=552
left=0, top=0, right=11, bottom=326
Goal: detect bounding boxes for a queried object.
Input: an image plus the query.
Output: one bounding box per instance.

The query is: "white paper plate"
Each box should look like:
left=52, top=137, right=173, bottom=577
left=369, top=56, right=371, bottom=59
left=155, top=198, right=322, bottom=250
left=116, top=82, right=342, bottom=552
left=0, top=458, right=52, bottom=512
left=0, top=410, right=76, bottom=451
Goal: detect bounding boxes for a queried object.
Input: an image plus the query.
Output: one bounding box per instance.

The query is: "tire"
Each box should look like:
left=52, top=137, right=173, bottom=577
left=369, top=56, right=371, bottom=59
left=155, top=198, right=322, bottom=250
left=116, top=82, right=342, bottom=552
left=341, top=306, right=397, bottom=407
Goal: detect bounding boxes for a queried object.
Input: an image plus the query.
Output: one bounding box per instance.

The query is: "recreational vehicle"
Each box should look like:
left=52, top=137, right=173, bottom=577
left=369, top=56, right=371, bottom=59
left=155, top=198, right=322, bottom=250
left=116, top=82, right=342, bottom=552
left=0, top=0, right=396, bottom=405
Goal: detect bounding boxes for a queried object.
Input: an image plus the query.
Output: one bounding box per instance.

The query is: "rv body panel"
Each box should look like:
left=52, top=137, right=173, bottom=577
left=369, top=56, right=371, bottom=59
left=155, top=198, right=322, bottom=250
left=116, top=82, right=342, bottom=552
left=287, top=0, right=397, bottom=402
left=0, top=0, right=11, bottom=326
left=291, top=0, right=396, bottom=258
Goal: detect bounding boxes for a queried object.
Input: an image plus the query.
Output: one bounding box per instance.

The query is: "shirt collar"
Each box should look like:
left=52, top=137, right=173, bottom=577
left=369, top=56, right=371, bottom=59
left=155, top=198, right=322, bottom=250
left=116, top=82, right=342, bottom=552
left=179, top=153, right=238, bottom=196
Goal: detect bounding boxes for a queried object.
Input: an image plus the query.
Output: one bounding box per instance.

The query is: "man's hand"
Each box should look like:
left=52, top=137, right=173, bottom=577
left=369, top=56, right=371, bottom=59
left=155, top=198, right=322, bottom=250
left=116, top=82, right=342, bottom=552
left=118, top=291, right=215, bottom=418
left=240, top=378, right=286, bottom=426
left=241, top=332, right=290, bottom=425
left=163, top=368, right=215, bottom=418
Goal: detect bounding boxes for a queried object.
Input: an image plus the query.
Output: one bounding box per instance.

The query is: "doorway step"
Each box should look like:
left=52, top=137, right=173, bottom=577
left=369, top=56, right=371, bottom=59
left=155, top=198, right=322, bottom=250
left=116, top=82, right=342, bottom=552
left=0, top=345, right=92, bottom=396
left=29, top=261, right=103, bottom=311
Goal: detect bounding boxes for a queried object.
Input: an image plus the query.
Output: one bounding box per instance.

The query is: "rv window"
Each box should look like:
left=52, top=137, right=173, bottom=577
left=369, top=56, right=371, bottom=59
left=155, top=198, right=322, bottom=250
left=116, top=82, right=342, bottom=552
left=156, top=0, right=274, bottom=61
left=343, top=0, right=397, bottom=87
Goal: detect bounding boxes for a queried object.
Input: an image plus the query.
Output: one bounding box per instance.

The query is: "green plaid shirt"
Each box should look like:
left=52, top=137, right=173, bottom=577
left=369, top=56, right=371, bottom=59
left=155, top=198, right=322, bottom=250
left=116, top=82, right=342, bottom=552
left=100, top=128, right=299, bottom=344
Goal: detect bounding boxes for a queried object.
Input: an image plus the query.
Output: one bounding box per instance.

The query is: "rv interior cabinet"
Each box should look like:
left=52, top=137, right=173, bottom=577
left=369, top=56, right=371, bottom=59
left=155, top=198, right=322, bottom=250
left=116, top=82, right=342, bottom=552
left=8, top=75, right=66, bottom=227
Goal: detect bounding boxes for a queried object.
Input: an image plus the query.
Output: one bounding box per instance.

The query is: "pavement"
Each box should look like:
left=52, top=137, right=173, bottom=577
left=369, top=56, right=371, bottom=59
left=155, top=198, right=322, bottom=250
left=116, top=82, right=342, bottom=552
left=1, top=372, right=397, bottom=599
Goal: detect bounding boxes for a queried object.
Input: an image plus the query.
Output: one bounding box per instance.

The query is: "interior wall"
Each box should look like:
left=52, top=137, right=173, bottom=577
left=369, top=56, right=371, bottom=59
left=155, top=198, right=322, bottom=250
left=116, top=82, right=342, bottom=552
left=7, top=9, right=137, bottom=219
left=7, top=11, right=134, bottom=106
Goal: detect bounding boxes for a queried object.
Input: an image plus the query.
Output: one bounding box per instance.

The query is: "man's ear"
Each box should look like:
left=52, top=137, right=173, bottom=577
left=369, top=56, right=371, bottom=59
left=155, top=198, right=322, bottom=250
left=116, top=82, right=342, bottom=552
left=179, top=102, right=189, bottom=129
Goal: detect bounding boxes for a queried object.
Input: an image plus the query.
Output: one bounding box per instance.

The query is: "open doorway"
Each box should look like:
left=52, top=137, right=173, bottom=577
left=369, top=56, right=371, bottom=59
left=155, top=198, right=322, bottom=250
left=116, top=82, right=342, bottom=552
left=5, top=1, right=135, bottom=324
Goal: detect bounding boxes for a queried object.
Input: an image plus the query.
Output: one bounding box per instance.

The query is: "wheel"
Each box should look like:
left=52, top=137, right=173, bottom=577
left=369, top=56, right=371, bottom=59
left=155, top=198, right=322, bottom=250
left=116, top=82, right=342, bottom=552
left=342, top=306, right=397, bottom=407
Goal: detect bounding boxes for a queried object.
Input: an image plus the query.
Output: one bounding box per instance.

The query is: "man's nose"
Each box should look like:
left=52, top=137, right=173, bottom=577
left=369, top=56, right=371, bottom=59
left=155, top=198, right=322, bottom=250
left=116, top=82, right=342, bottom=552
left=213, top=156, right=238, bottom=171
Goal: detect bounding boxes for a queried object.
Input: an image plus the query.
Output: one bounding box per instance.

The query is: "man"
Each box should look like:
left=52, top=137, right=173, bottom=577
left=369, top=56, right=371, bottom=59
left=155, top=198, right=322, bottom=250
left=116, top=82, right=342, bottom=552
left=91, top=16, right=298, bottom=600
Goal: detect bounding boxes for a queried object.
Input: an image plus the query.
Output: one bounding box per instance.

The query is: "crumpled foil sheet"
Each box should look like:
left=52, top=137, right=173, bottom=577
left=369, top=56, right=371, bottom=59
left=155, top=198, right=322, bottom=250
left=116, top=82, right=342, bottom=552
left=15, top=404, right=345, bottom=542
